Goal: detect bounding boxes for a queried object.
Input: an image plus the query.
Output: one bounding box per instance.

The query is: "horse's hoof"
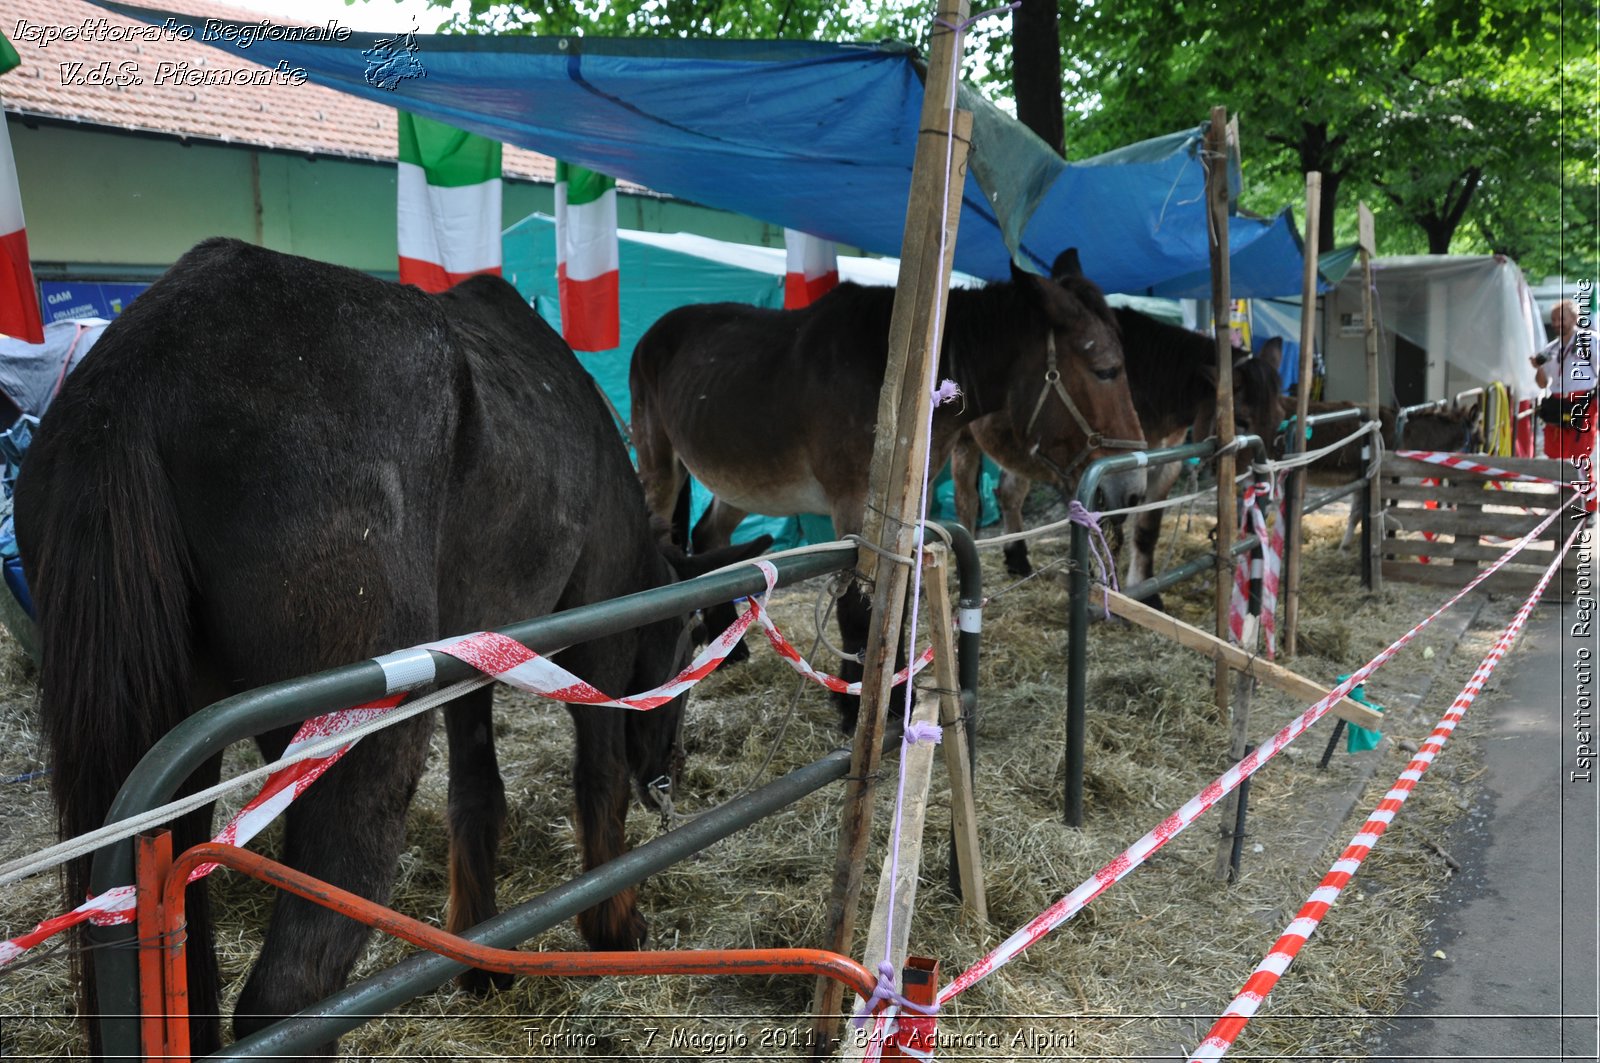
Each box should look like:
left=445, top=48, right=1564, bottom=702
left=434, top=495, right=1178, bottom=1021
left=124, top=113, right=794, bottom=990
left=579, top=905, right=649, bottom=951
left=1002, top=543, right=1033, bottom=578
left=832, top=691, right=860, bottom=735
left=457, top=965, right=515, bottom=996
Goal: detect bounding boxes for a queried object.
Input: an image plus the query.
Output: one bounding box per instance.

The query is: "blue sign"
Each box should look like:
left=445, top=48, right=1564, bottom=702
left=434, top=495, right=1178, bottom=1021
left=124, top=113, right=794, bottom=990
left=40, top=281, right=149, bottom=323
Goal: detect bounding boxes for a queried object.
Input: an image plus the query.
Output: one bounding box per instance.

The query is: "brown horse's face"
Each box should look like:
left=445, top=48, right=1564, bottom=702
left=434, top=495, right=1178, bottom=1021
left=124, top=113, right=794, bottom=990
left=1009, top=273, right=1148, bottom=510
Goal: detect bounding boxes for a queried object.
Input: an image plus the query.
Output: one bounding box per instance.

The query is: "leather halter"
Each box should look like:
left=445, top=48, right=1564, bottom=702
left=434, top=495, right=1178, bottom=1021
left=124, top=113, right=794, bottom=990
left=1024, top=330, right=1147, bottom=482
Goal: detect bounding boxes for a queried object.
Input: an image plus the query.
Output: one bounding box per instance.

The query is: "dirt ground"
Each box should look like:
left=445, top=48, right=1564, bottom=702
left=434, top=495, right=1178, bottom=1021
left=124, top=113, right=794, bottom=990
left=0, top=500, right=1530, bottom=1060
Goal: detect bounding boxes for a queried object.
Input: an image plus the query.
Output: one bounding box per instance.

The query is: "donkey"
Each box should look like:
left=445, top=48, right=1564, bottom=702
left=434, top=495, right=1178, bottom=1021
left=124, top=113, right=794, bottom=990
left=629, top=257, right=1146, bottom=727
left=16, top=238, right=763, bottom=1058
left=954, top=298, right=1284, bottom=610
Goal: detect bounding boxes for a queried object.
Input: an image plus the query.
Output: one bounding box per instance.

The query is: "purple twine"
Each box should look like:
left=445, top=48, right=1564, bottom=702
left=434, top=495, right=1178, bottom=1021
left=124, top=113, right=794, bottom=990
left=905, top=720, right=943, bottom=745
left=932, top=378, right=962, bottom=406
left=1067, top=500, right=1119, bottom=617
left=854, top=960, right=942, bottom=1029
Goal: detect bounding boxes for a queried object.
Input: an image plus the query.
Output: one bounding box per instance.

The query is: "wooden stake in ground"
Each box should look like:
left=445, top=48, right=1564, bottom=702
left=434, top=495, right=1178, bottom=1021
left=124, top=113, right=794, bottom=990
left=1358, top=202, right=1383, bottom=593
left=924, top=545, right=985, bottom=918
left=845, top=551, right=950, bottom=1063
left=1205, top=106, right=1236, bottom=725
left=1283, top=171, right=1321, bottom=657
left=808, top=3, right=972, bottom=1052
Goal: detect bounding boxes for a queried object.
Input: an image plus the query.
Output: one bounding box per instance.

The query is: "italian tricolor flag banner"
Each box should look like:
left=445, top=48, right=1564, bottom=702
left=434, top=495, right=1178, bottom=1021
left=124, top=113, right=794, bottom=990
left=555, top=161, right=619, bottom=351
left=783, top=228, right=839, bottom=309
left=0, top=32, right=42, bottom=343
left=396, top=111, right=502, bottom=293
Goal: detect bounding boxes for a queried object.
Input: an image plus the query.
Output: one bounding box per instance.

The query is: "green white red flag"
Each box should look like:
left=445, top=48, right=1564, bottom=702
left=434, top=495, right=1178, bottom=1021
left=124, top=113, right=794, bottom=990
left=783, top=228, right=838, bottom=309
left=0, top=31, right=42, bottom=343
left=396, top=112, right=502, bottom=292
left=555, top=161, right=619, bottom=351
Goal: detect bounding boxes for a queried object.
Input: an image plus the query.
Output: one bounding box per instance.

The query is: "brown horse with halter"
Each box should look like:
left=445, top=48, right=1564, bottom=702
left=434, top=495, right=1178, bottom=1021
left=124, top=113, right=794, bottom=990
left=630, top=253, right=1147, bottom=725
left=954, top=286, right=1285, bottom=609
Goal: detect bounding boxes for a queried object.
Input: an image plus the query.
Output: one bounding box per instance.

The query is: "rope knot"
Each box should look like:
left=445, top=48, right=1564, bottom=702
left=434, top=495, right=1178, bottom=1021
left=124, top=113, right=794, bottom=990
left=932, top=378, right=962, bottom=407
left=1067, top=500, right=1120, bottom=618
left=904, top=720, right=943, bottom=745
left=854, top=960, right=941, bottom=1030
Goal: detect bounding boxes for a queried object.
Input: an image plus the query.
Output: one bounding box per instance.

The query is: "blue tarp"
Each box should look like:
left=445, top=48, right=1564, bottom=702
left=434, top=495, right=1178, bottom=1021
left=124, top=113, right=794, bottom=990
left=103, top=1, right=1323, bottom=298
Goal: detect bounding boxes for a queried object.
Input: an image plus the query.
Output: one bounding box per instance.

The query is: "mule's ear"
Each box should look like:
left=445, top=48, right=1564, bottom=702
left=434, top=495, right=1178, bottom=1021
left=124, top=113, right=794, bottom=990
left=1010, top=259, right=1042, bottom=287
left=1051, top=248, right=1083, bottom=279
left=1258, top=336, right=1283, bottom=372
left=667, top=534, right=775, bottom=582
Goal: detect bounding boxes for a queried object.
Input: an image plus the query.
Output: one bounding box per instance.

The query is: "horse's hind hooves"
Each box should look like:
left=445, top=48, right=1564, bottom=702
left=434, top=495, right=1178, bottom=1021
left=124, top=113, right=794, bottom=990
left=1002, top=542, right=1033, bottom=578
left=456, top=965, right=515, bottom=996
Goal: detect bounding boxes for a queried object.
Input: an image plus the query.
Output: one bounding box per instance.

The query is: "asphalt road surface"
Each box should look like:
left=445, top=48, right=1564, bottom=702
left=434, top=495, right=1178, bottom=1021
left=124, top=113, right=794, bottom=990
left=1367, top=595, right=1598, bottom=1063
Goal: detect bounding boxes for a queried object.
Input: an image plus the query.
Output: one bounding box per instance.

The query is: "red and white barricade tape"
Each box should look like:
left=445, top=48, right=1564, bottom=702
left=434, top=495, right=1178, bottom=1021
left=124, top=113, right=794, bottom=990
left=1188, top=518, right=1583, bottom=1063
left=934, top=505, right=1560, bottom=1006
left=1, top=560, right=930, bottom=968
left=1229, top=478, right=1283, bottom=657
left=1396, top=449, right=1597, bottom=509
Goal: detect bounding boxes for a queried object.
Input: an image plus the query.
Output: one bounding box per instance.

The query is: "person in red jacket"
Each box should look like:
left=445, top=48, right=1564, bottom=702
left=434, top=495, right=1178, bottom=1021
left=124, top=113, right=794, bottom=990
left=1532, top=298, right=1597, bottom=513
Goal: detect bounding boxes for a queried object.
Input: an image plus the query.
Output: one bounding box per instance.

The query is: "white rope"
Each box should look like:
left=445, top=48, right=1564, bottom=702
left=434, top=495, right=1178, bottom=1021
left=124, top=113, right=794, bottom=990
left=1250, top=420, right=1380, bottom=477
left=972, top=466, right=1256, bottom=552
left=0, top=676, right=493, bottom=888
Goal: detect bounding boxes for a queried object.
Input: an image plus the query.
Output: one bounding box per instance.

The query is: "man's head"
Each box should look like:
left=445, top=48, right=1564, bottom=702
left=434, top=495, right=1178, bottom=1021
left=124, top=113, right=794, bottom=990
left=1552, top=299, right=1578, bottom=339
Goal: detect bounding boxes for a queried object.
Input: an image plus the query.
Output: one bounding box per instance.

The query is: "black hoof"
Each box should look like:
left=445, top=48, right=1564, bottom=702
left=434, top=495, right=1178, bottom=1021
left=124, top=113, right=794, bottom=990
left=1002, top=542, right=1033, bottom=578
left=457, top=965, right=515, bottom=996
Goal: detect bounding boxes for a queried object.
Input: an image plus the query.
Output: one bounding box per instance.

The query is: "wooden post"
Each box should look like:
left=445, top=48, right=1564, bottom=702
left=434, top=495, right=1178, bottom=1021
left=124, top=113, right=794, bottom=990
left=846, top=555, right=945, bottom=1063
left=1358, top=202, right=1383, bottom=592
left=1283, top=172, right=1321, bottom=657
left=809, top=3, right=971, bottom=1051
left=925, top=546, right=986, bottom=918
left=1206, top=107, right=1236, bottom=724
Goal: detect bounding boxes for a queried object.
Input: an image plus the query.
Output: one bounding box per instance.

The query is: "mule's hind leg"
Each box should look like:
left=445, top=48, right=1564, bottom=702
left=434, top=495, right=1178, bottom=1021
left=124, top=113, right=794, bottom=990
left=690, top=498, right=755, bottom=660
left=443, top=684, right=512, bottom=994
left=233, top=711, right=434, bottom=1052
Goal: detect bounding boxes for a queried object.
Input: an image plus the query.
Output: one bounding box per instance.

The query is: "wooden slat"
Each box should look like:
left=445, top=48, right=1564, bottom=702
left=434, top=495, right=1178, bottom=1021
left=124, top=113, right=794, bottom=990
left=1384, top=560, right=1570, bottom=598
left=1382, top=453, right=1571, bottom=479
left=1384, top=537, right=1576, bottom=566
left=1384, top=508, right=1555, bottom=539
left=1093, top=589, right=1383, bottom=729
left=1383, top=481, right=1563, bottom=507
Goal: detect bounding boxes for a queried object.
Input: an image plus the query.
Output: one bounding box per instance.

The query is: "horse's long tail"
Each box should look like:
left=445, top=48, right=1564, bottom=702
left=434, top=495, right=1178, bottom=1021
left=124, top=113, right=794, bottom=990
left=17, top=427, right=215, bottom=1050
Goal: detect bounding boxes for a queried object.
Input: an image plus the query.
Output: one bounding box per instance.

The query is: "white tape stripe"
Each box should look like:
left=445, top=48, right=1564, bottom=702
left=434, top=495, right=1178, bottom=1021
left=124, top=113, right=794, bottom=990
left=1309, top=886, right=1341, bottom=906
left=373, top=647, right=438, bottom=693
left=958, top=607, right=983, bottom=634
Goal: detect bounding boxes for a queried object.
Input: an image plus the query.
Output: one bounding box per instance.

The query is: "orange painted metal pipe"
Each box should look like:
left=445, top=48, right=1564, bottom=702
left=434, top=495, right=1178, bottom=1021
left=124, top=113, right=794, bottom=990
left=135, top=832, right=172, bottom=1063
left=160, top=843, right=881, bottom=1021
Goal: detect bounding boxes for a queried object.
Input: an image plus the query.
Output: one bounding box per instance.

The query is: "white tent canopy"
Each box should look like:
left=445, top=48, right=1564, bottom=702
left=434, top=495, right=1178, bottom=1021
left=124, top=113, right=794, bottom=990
left=1320, top=255, right=1543, bottom=406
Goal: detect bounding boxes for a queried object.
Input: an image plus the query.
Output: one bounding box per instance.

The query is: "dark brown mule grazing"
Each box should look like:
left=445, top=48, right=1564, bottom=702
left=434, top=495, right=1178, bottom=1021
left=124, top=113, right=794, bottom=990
left=16, top=238, right=764, bottom=1060
left=955, top=299, right=1284, bottom=609
left=630, top=257, right=1146, bottom=727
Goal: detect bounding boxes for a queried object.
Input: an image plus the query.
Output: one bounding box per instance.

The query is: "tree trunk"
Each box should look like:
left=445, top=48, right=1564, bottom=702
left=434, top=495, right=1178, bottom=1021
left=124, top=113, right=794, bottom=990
left=1012, top=0, right=1064, bottom=156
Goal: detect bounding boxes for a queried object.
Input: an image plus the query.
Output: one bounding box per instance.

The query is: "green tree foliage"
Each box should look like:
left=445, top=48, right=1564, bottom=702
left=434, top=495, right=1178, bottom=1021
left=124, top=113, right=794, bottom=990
left=1044, top=0, right=1590, bottom=274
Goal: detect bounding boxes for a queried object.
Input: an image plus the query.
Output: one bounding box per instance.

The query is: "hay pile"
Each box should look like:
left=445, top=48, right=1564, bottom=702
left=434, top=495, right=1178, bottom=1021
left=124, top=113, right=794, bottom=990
left=0, top=503, right=1515, bottom=1059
